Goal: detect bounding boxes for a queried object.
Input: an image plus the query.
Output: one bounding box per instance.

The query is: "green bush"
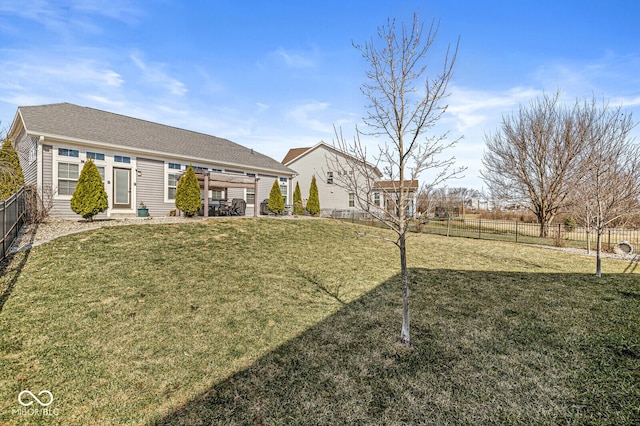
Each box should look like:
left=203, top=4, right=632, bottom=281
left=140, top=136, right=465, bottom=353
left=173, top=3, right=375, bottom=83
left=564, top=216, right=577, bottom=232
left=268, top=180, right=285, bottom=215
left=175, top=165, right=202, bottom=217
left=306, top=175, right=320, bottom=216
left=70, top=159, right=108, bottom=221
left=0, top=139, right=24, bottom=199
left=293, top=182, right=304, bottom=215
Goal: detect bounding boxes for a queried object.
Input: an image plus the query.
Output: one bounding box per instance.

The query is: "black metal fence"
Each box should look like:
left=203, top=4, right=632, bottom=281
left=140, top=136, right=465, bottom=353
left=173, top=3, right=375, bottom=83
left=0, top=187, right=26, bottom=261
left=420, top=217, right=640, bottom=251
left=326, top=209, right=640, bottom=252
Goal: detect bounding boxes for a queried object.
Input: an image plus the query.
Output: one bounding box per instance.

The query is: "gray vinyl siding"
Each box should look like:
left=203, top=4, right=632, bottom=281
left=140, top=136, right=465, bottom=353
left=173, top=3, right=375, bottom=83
left=14, top=130, right=38, bottom=186
left=136, top=157, right=174, bottom=217
left=226, top=188, right=244, bottom=200
left=42, top=144, right=52, bottom=188
left=257, top=175, right=277, bottom=214
left=43, top=144, right=76, bottom=219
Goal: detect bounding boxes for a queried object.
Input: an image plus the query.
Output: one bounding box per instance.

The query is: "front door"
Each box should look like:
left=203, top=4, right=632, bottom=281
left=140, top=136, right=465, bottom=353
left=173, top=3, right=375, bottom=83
left=113, top=168, right=131, bottom=209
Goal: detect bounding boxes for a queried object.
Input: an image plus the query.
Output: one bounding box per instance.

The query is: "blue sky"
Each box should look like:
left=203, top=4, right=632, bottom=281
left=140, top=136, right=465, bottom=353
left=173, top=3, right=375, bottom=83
left=1, top=0, right=639, bottom=190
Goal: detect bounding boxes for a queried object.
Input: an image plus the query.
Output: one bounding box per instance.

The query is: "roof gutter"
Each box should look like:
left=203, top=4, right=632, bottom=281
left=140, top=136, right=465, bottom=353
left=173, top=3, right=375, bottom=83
left=26, top=131, right=296, bottom=177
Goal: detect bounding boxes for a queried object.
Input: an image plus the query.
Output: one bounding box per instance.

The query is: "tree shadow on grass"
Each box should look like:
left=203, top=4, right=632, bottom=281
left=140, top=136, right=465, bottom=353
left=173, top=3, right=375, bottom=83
left=155, top=268, right=640, bottom=425
left=0, top=223, right=38, bottom=314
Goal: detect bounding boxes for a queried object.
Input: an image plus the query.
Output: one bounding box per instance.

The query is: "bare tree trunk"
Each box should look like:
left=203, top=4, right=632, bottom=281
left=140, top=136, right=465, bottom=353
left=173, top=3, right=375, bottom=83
left=399, top=232, right=410, bottom=346
left=539, top=221, right=546, bottom=238
left=596, top=230, right=602, bottom=278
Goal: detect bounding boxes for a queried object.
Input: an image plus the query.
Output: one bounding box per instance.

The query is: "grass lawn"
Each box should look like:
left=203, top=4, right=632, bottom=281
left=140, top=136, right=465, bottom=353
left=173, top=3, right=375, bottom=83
left=0, top=218, right=638, bottom=425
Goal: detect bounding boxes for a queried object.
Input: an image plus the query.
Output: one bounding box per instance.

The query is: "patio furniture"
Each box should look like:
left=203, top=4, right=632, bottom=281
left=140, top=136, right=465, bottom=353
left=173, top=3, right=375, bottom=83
left=217, top=200, right=230, bottom=216
left=259, top=199, right=270, bottom=215
left=230, top=198, right=246, bottom=216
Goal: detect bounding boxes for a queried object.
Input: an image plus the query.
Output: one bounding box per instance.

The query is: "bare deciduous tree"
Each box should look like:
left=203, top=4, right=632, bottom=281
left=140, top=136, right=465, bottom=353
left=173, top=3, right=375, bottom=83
left=482, top=92, right=592, bottom=237
left=331, top=14, right=464, bottom=346
left=570, top=102, right=640, bottom=277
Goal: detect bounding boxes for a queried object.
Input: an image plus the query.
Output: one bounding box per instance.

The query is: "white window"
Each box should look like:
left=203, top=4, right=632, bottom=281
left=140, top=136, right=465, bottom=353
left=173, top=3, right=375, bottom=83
left=246, top=188, right=255, bottom=204
left=168, top=173, right=180, bottom=200
left=349, top=193, right=355, bottom=207
left=280, top=185, right=287, bottom=204
left=114, top=155, right=131, bottom=164
left=86, top=151, right=105, bottom=161
left=58, top=163, right=79, bottom=195
left=374, top=192, right=381, bottom=206
left=58, top=148, right=79, bottom=158
left=29, top=136, right=37, bottom=164
left=168, top=162, right=181, bottom=170
left=327, top=171, right=333, bottom=184
left=97, top=166, right=105, bottom=182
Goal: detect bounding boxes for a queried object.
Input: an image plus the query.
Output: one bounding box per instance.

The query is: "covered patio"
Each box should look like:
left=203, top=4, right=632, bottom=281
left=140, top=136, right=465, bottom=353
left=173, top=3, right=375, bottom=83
left=194, top=171, right=259, bottom=217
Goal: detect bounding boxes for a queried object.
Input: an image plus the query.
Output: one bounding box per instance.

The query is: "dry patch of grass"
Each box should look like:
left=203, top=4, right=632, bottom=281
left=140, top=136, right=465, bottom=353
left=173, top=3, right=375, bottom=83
left=0, top=218, right=638, bottom=425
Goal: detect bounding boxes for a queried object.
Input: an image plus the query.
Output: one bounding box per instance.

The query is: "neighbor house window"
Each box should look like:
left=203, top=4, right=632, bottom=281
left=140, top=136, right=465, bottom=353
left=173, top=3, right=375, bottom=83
left=168, top=162, right=181, bottom=170
left=168, top=173, right=180, bottom=200
left=374, top=192, right=381, bottom=206
left=29, top=137, right=37, bottom=164
left=326, top=172, right=333, bottom=184
left=192, top=166, right=207, bottom=173
left=96, top=166, right=105, bottom=182
left=86, top=151, right=105, bottom=161
left=58, top=163, right=79, bottom=195
left=58, top=148, right=79, bottom=158
left=114, top=155, right=131, bottom=164
left=211, top=190, right=224, bottom=200
left=246, top=188, right=255, bottom=204
left=349, top=193, right=355, bottom=207
left=280, top=185, right=287, bottom=204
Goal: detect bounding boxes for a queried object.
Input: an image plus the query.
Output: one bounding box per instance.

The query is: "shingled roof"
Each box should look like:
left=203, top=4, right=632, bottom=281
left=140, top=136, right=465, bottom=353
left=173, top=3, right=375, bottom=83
left=15, top=103, right=294, bottom=175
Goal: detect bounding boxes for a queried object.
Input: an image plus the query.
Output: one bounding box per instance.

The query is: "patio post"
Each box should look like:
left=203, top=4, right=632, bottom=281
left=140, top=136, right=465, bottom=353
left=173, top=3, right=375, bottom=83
left=254, top=177, right=259, bottom=217
left=203, top=172, right=209, bottom=218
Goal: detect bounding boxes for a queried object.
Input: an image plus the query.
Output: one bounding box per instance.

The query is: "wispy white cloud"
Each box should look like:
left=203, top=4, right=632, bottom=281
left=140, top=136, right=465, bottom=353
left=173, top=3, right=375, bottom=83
left=446, top=86, right=541, bottom=133
left=269, top=47, right=317, bottom=68
left=130, top=54, right=188, bottom=96
left=0, top=55, right=124, bottom=107
left=286, top=101, right=334, bottom=133
left=0, top=0, right=142, bottom=34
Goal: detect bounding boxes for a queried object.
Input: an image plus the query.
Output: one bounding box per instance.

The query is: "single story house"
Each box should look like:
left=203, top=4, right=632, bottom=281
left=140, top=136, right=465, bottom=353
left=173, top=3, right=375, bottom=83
left=282, top=141, right=418, bottom=217
left=8, top=103, right=295, bottom=218
left=373, top=180, right=419, bottom=218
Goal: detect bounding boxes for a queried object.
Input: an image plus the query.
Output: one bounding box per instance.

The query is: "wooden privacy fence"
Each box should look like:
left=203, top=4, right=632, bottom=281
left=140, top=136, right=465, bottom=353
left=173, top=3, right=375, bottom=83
left=0, top=187, right=26, bottom=261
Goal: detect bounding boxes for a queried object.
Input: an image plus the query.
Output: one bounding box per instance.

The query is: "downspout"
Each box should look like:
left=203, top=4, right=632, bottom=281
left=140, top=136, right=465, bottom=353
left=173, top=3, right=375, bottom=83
left=38, top=136, right=45, bottom=201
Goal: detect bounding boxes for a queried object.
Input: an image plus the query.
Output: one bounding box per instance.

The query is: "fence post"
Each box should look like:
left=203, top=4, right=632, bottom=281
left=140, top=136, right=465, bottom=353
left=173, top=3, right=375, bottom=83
left=446, top=215, right=451, bottom=237
left=478, top=219, right=482, bottom=239
left=1, top=200, right=5, bottom=259
left=515, top=220, right=519, bottom=243
left=608, top=229, right=611, bottom=251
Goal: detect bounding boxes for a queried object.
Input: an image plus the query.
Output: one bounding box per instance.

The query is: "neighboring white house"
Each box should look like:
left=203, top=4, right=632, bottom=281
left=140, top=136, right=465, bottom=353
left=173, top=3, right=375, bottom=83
left=282, top=142, right=381, bottom=213
left=282, top=141, right=419, bottom=217
left=8, top=103, right=295, bottom=218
